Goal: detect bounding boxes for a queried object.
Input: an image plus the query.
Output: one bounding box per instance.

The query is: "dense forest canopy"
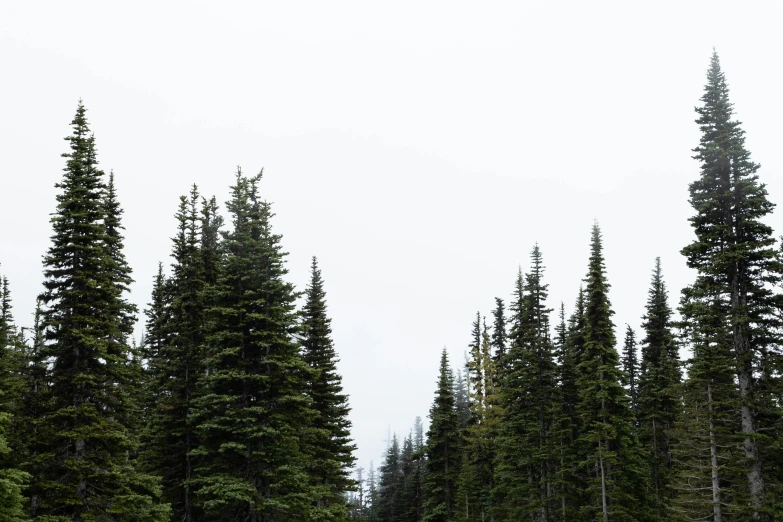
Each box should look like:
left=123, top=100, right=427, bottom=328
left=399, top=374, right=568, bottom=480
left=1, top=51, right=783, bottom=521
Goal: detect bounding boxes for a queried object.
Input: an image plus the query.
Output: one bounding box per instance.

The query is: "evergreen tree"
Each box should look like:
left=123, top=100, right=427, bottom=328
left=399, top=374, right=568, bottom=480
left=376, top=434, right=402, bottom=522
left=493, top=244, right=558, bottom=521
left=301, top=256, right=357, bottom=518
left=453, top=368, right=470, bottom=431
left=680, top=50, right=783, bottom=516
left=407, top=417, right=426, bottom=522
left=552, top=299, right=583, bottom=520
left=190, top=171, right=315, bottom=520
left=457, top=320, right=496, bottom=522
left=145, top=186, right=209, bottom=521
left=423, top=349, right=460, bottom=522
left=367, top=461, right=380, bottom=522
left=0, top=411, right=29, bottom=522
left=621, top=326, right=639, bottom=416
left=13, top=300, right=48, bottom=515
left=574, top=223, right=651, bottom=522
left=671, top=289, right=743, bottom=521
left=636, top=258, right=681, bottom=518
left=0, top=274, right=29, bottom=522
left=32, top=102, right=168, bottom=520
left=397, top=434, right=418, bottom=522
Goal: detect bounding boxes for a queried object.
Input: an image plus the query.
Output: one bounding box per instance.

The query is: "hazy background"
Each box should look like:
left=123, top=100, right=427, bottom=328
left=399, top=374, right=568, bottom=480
left=2, top=0, right=783, bottom=472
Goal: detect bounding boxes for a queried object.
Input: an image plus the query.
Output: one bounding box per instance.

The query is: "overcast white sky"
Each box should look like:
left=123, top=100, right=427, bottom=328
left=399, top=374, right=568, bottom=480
left=2, top=0, right=783, bottom=472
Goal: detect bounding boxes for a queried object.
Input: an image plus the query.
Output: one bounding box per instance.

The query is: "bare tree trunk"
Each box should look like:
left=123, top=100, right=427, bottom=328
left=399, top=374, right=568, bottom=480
left=708, top=384, right=722, bottom=522
left=599, top=446, right=608, bottom=522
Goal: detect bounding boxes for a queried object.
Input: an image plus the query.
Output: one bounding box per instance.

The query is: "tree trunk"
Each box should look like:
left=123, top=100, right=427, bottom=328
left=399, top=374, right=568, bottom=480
left=708, top=384, right=722, bottom=522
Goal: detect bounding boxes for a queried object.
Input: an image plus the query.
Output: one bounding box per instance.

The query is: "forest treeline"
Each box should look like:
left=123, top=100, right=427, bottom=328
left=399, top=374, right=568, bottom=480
left=347, top=52, right=783, bottom=522
left=0, top=51, right=781, bottom=521
left=0, top=104, right=355, bottom=518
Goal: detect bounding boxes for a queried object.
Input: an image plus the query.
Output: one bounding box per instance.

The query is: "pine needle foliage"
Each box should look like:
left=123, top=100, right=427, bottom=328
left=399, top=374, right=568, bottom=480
left=574, top=223, right=652, bottom=522
left=33, top=102, right=168, bottom=520
left=301, top=256, right=357, bottom=519
left=190, top=170, right=316, bottom=520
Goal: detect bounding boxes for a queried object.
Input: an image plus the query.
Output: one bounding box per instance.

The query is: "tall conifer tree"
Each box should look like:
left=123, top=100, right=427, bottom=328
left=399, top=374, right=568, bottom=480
left=494, top=245, right=558, bottom=521
left=190, top=171, right=315, bottom=520
left=33, top=102, right=168, bottom=520
left=423, top=349, right=460, bottom=522
left=145, top=186, right=209, bottom=521
left=680, top=50, right=783, bottom=516
left=301, top=256, right=357, bottom=518
left=636, top=258, right=681, bottom=517
left=621, top=326, right=639, bottom=416
left=574, top=223, right=651, bottom=522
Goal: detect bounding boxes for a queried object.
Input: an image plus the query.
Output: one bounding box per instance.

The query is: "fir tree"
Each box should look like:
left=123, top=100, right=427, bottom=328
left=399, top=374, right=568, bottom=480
left=145, top=186, right=209, bottom=522
left=552, top=299, right=583, bottom=520
left=457, top=320, right=496, bottom=522
left=671, top=289, right=743, bottom=521
left=0, top=274, right=29, bottom=522
left=574, top=223, right=651, bottom=522
left=493, top=244, right=558, bottom=521
left=376, top=434, right=402, bottom=522
left=33, top=102, right=168, bottom=520
left=367, top=461, right=380, bottom=522
left=636, top=258, right=681, bottom=517
left=453, top=368, right=470, bottom=431
left=680, top=50, right=783, bottom=516
left=621, top=325, right=639, bottom=416
left=423, top=349, right=460, bottom=522
left=190, top=170, right=315, bottom=520
left=301, top=256, right=357, bottom=518
left=0, top=411, right=29, bottom=522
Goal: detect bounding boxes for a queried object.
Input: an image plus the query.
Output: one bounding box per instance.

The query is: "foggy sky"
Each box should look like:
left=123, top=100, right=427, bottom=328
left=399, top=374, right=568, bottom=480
left=3, top=0, right=783, bottom=472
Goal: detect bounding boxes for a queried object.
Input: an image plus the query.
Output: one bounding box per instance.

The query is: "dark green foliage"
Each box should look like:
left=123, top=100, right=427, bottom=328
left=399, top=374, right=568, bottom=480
left=0, top=275, right=30, bottom=522
left=493, top=245, right=558, bottom=521
left=453, top=369, right=470, bottom=431
left=490, top=298, right=507, bottom=383
left=32, top=103, right=168, bottom=520
left=190, top=171, right=315, bottom=520
left=621, top=326, right=639, bottom=415
left=574, top=224, right=652, bottom=522
left=144, top=185, right=210, bottom=521
left=679, top=50, right=783, bottom=517
left=636, top=258, right=681, bottom=517
left=423, top=349, right=460, bottom=522
left=552, top=298, right=583, bottom=520
left=457, top=321, right=497, bottom=522
left=671, top=289, right=744, bottom=521
left=0, top=411, right=29, bottom=522
left=301, top=256, right=357, bottom=519
left=376, top=435, right=402, bottom=522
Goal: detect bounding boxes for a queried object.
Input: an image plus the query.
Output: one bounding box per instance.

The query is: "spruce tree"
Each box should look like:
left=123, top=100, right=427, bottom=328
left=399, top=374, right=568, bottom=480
left=453, top=368, right=470, bottom=431
left=0, top=274, right=29, bottom=522
left=636, top=258, right=681, bottom=517
left=574, top=223, right=651, bottom=522
left=680, top=50, right=783, bottom=516
left=552, top=299, right=583, bottom=520
left=33, top=102, right=168, bottom=520
left=0, top=411, right=29, bottom=522
left=490, top=298, right=507, bottom=383
left=493, top=245, right=558, bottom=521
left=376, top=434, right=402, bottom=522
left=671, top=289, right=743, bottom=521
left=190, top=171, right=315, bottom=520
left=457, top=320, right=496, bottom=522
left=301, top=256, right=357, bottom=518
left=367, top=461, right=380, bottom=522
left=145, top=186, right=209, bottom=521
left=621, top=326, right=639, bottom=416
left=423, top=349, right=460, bottom=522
